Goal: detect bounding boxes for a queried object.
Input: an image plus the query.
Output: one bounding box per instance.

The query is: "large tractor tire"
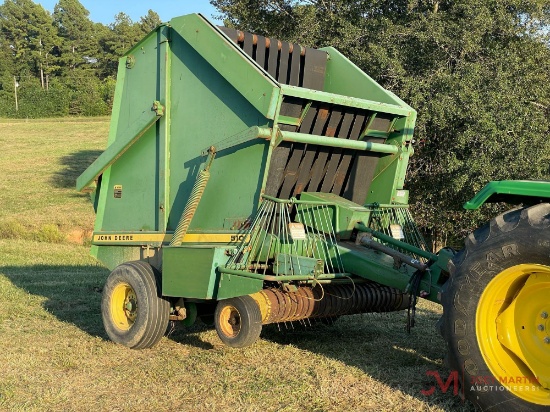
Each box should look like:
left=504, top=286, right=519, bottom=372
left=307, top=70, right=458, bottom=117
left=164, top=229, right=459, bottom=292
left=440, top=204, right=550, bottom=410
left=102, top=261, right=170, bottom=349
left=214, top=295, right=262, bottom=348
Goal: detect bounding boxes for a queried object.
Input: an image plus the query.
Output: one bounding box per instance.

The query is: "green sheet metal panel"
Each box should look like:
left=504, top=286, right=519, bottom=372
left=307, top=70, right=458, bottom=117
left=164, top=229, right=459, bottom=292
left=216, top=273, right=263, bottom=300
left=166, top=26, right=271, bottom=232
left=169, top=14, right=280, bottom=119
left=321, top=47, right=412, bottom=108
left=92, top=245, right=142, bottom=271
left=162, top=246, right=218, bottom=298
left=100, top=129, right=160, bottom=231
left=92, top=27, right=164, bottom=233
left=162, top=246, right=262, bottom=299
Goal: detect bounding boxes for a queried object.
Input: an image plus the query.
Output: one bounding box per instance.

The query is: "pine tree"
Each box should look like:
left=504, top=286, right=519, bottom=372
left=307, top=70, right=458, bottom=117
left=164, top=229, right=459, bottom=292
left=0, top=0, right=60, bottom=88
left=53, top=0, right=98, bottom=71
left=139, top=9, right=162, bottom=34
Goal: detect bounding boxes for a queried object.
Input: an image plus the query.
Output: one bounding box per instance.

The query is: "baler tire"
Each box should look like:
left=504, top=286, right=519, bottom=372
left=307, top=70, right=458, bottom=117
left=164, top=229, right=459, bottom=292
left=214, top=296, right=262, bottom=348
left=440, top=204, right=550, bottom=410
left=102, top=261, right=170, bottom=349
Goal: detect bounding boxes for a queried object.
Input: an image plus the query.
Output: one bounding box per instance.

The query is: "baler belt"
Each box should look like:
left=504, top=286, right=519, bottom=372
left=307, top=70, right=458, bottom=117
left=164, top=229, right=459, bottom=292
left=266, top=105, right=385, bottom=204
left=267, top=37, right=279, bottom=78
left=292, top=106, right=330, bottom=196
left=343, top=139, right=384, bottom=204
left=319, top=112, right=354, bottom=193
left=301, top=47, right=326, bottom=90
left=279, top=106, right=329, bottom=198
left=255, top=35, right=267, bottom=72
left=307, top=108, right=343, bottom=193
left=218, top=27, right=327, bottom=91
left=243, top=31, right=254, bottom=57
left=331, top=113, right=366, bottom=195
left=278, top=41, right=290, bottom=83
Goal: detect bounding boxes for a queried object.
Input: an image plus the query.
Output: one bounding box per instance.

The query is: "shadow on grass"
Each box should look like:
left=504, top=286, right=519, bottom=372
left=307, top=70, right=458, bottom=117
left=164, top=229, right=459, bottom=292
left=1, top=264, right=217, bottom=350
left=260, top=313, right=477, bottom=412
left=51, top=150, right=103, bottom=188
left=1, top=264, right=109, bottom=338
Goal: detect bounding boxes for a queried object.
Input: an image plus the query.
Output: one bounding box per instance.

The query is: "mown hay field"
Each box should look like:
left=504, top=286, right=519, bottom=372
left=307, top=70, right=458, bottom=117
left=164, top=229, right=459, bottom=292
left=0, top=119, right=476, bottom=411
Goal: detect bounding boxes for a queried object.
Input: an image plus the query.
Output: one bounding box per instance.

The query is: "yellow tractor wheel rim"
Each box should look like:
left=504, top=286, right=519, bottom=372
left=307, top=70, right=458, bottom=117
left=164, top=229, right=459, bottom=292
left=110, top=282, right=138, bottom=331
left=477, top=264, right=550, bottom=405
left=219, top=305, right=241, bottom=338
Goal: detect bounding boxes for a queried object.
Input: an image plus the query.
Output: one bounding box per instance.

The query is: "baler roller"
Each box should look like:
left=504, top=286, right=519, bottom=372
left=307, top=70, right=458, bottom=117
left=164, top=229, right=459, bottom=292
left=251, top=283, right=409, bottom=325
left=220, top=28, right=306, bottom=56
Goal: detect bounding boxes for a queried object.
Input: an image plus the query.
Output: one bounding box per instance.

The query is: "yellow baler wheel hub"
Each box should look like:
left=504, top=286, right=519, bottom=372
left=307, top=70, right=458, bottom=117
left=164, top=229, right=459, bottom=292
left=218, top=305, right=241, bottom=338
left=477, top=264, right=550, bottom=405
left=110, top=282, right=138, bottom=331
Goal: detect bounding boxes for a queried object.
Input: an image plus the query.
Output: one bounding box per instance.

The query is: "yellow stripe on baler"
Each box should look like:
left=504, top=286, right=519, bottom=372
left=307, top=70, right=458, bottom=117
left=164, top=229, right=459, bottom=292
left=92, top=233, right=249, bottom=244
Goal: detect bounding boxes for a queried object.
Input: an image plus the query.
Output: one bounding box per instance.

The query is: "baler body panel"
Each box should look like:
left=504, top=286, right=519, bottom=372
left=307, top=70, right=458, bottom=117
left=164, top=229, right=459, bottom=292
left=166, top=28, right=270, bottom=232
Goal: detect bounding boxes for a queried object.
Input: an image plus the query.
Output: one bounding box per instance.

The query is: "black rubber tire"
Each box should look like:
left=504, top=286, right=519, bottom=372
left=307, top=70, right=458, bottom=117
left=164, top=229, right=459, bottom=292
left=440, top=204, right=550, bottom=411
left=102, top=261, right=170, bottom=349
left=214, top=295, right=262, bottom=348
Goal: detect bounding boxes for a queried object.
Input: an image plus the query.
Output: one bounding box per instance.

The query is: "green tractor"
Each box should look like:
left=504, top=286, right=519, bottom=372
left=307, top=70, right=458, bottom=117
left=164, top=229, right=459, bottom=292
left=77, top=14, right=549, bottom=410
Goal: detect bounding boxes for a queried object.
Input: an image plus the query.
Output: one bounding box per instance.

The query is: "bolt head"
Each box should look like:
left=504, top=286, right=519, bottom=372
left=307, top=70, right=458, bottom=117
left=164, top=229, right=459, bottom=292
left=542, top=311, right=549, bottom=319
left=538, top=324, right=545, bottom=331
left=545, top=337, right=550, bottom=344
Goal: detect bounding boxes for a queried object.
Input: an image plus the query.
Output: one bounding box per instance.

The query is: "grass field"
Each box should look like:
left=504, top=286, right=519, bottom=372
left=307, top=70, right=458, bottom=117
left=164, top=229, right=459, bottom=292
left=0, top=119, right=476, bottom=411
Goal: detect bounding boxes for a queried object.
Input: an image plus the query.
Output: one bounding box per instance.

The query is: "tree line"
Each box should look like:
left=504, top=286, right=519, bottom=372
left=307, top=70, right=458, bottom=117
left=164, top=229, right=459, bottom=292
left=0, top=0, right=160, bottom=117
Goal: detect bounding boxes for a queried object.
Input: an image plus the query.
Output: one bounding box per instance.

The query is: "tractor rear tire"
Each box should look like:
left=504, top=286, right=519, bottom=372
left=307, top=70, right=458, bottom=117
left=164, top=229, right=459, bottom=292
left=102, top=261, right=170, bottom=349
left=440, top=204, right=550, bottom=410
left=214, top=295, right=262, bottom=348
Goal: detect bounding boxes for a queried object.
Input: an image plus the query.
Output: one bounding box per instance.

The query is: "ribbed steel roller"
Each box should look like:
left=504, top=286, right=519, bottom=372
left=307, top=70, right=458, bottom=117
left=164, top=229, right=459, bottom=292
left=251, top=282, right=409, bottom=325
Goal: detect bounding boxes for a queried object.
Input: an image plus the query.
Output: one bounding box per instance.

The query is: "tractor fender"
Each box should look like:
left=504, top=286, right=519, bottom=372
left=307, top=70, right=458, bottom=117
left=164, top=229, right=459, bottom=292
left=464, top=180, right=550, bottom=210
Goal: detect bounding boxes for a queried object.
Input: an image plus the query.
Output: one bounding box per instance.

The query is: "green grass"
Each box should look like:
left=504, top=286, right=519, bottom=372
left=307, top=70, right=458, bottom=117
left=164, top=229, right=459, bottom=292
left=0, top=119, right=477, bottom=411
left=0, top=118, right=108, bottom=243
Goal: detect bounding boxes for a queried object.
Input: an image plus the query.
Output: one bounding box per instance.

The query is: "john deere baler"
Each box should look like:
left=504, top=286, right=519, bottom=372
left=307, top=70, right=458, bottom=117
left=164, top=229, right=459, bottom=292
left=77, top=13, right=451, bottom=349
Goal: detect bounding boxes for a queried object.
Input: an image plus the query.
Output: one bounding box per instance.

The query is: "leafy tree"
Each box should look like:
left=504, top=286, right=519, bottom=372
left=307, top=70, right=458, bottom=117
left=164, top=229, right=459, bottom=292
left=98, top=12, right=145, bottom=78
left=0, top=0, right=60, bottom=88
left=53, top=0, right=98, bottom=71
left=139, top=9, right=161, bottom=34
left=211, top=0, right=550, bottom=246
left=0, top=1, right=166, bottom=118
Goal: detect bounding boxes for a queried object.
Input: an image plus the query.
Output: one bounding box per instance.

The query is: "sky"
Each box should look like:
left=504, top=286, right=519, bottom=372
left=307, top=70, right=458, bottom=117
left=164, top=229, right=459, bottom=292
left=34, top=0, right=222, bottom=25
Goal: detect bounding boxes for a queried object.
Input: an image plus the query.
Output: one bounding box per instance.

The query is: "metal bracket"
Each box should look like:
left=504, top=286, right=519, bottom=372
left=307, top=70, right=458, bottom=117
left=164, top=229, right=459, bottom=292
left=126, top=55, right=136, bottom=69
left=152, top=101, right=165, bottom=116
left=273, top=128, right=284, bottom=147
